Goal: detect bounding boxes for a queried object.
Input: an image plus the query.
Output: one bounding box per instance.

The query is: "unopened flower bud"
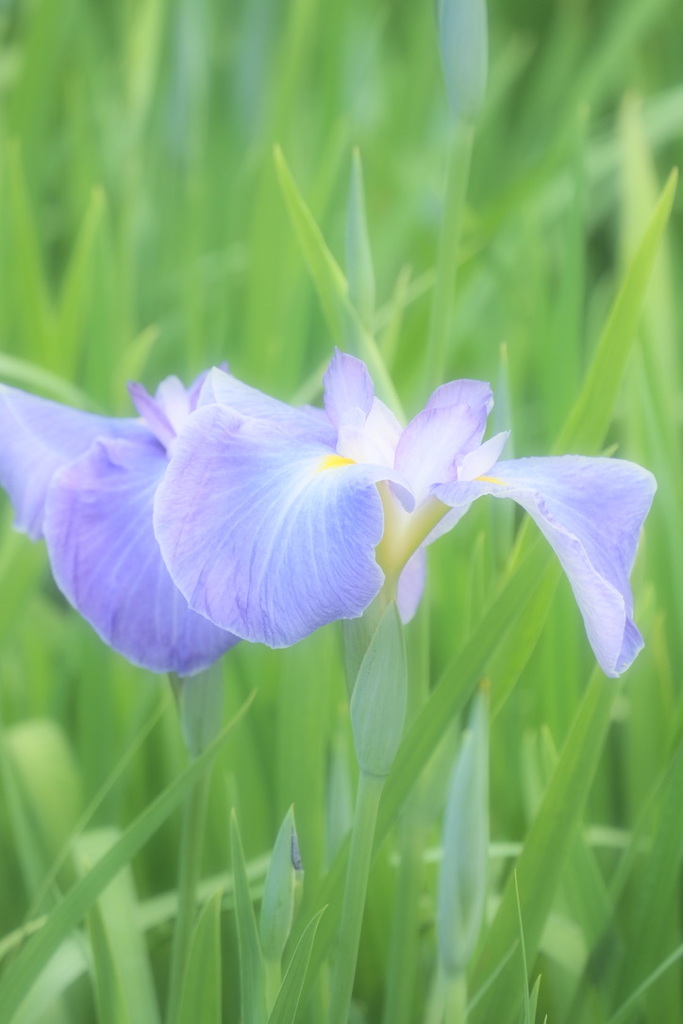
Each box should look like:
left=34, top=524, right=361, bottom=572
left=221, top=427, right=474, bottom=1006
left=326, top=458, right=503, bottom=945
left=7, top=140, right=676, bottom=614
left=259, top=807, right=300, bottom=962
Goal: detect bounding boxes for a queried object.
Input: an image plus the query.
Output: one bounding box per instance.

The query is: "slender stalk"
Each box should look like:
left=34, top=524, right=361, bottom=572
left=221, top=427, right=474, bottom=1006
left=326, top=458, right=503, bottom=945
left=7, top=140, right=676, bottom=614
left=382, top=607, right=431, bottom=1024
left=327, top=770, right=385, bottom=1024
left=381, top=813, right=425, bottom=1024
left=423, top=965, right=446, bottom=1024
left=265, top=956, right=282, bottom=1013
left=444, top=971, right=468, bottom=1024
left=425, top=120, right=474, bottom=393
left=165, top=771, right=212, bottom=1024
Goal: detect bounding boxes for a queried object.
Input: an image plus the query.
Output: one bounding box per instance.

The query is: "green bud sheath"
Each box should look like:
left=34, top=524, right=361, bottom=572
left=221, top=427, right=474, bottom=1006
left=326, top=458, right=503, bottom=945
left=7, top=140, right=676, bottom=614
left=350, top=601, right=408, bottom=778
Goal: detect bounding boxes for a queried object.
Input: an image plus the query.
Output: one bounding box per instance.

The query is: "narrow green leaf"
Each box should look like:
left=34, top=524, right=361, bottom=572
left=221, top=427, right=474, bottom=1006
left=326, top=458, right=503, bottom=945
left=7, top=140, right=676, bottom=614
left=3, top=719, right=82, bottom=888
left=231, top=812, right=268, bottom=1024
left=267, top=908, right=326, bottom=1024
left=0, top=695, right=254, bottom=1024
left=606, top=942, right=683, bottom=1024
left=87, top=903, right=133, bottom=1024
left=489, top=563, right=561, bottom=718
left=76, top=829, right=160, bottom=1024
left=528, top=975, right=542, bottom=1024
left=345, top=149, right=375, bottom=329
left=513, top=874, right=530, bottom=1024
left=555, top=168, right=677, bottom=454
left=273, top=145, right=347, bottom=340
left=615, top=741, right=683, bottom=1000
left=56, top=188, right=105, bottom=378
left=273, top=145, right=402, bottom=416
left=7, top=144, right=54, bottom=365
left=0, top=354, right=93, bottom=409
left=125, top=0, right=165, bottom=135
left=469, top=672, right=618, bottom=1024
left=177, top=891, right=223, bottom=1024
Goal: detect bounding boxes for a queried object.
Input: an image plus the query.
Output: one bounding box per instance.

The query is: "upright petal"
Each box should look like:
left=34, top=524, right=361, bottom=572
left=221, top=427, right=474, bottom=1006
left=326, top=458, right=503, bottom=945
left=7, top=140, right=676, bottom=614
left=322, top=349, right=375, bottom=429
left=154, top=404, right=400, bottom=647
left=425, top=379, right=493, bottom=419
left=435, top=456, right=656, bottom=676
left=43, top=436, right=237, bottom=675
left=0, top=384, right=146, bottom=539
left=128, top=381, right=176, bottom=450
left=395, top=403, right=486, bottom=504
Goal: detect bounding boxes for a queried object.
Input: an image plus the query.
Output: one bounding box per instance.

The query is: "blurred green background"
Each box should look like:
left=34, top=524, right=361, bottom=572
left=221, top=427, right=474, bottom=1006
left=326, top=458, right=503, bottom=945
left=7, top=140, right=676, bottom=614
left=0, top=0, right=682, bottom=1021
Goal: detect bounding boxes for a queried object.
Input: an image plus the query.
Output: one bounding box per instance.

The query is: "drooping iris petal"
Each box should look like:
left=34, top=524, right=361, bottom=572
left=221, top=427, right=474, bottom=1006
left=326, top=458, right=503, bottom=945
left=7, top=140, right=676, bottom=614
left=200, top=367, right=336, bottom=445
left=434, top=456, right=656, bottom=676
left=0, top=384, right=146, bottom=539
left=43, top=435, right=237, bottom=675
left=154, top=404, right=408, bottom=647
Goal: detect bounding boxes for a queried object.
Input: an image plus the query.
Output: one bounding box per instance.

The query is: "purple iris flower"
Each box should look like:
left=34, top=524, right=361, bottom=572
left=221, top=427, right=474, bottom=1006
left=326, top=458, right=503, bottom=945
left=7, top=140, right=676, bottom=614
left=154, top=350, right=656, bottom=677
left=0, top=374, right=237, bottom=675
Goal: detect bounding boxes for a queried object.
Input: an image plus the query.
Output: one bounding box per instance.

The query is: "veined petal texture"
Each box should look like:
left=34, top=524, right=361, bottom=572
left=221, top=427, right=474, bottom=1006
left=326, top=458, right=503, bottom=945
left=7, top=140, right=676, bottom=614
left=44, top=435, right=237, bottom=675
left=323, top=348, right=375, bottom=428
left=435, top=456, right=656, bottom=676
left=0, top=384, right=146, bottom=539
left=200, top=366, right=337, bottom=445
left=154, top=404, right=397, bottom=647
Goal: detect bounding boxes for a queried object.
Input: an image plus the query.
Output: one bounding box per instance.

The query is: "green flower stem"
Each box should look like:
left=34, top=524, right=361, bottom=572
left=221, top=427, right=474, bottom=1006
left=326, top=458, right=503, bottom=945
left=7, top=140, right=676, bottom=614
left=444, top=971, right=468, bottom=1024
left=381, top=810, right=426, bottom=1024
left=382, top=609, right=431, bottom=1024
left=166, top=770, right=212, bottom=1024
left=425, top=120, right=474, bottom=393
left=265, top=956, right=282, bottom=1013
left=327, top=770, right=385, bottom=1024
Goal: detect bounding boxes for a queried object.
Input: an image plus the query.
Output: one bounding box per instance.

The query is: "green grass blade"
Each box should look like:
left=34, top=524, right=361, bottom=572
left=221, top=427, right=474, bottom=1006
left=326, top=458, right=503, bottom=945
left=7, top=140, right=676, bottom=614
left=267, top=908, right=326, bottom=1024
left=87, top=903, right=133, bottom=1024
left=0, top=354, right=93, bottom=408
left=76, top=829, right=161, bottom=1024
left=469, top=672, right=618, bottom=1024
left=177, top=891, right=223, bottom=1024
left=614, top=740, right=683, bottom=1003
left=0, top=695, right=253, bottom=1024
left=273, top=145, right=402, bottom=415
left=272, top=145, right=348, bottom=342
left=6, top=144, right=53, bottom=367
left=554, top=168, right=677, bottom=454
left=231, top=812, right=268, bottom=1024
left=606, top=942, right=683, bottom=1024
left=528, top=975, right=542, bottom=1024
left=56, top=188, right=106, bottom=379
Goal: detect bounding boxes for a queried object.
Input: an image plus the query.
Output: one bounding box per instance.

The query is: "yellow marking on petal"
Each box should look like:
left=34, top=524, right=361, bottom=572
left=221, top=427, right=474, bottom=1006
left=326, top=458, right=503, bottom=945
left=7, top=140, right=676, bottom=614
left=476, top=474, right=507, bottom=485
left=317, top=454, right=356, bottom=472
